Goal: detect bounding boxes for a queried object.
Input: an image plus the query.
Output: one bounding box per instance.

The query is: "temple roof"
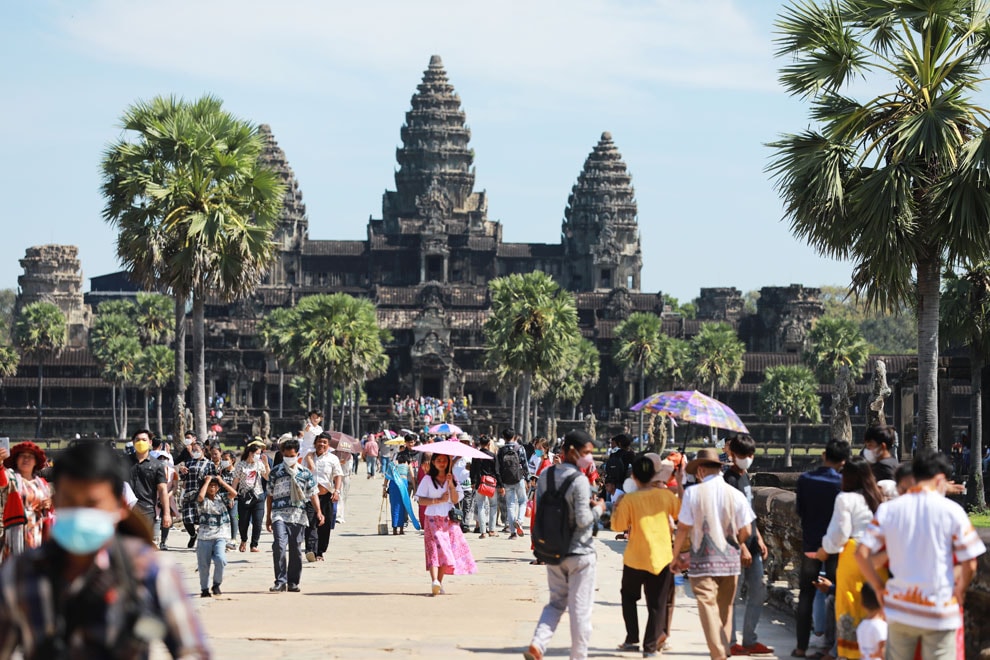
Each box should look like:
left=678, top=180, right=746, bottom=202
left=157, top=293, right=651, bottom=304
left=563, top=131, right=637, bottom=231
left=258, top=125, right=308, bottom=234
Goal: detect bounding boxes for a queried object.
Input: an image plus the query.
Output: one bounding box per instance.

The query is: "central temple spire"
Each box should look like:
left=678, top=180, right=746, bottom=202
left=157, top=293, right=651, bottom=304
left=394, top=55, right=475, bottom=216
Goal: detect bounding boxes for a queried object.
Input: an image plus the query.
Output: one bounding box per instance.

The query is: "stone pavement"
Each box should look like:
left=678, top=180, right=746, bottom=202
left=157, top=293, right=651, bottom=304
left=152, top=474, right=794, bottom=659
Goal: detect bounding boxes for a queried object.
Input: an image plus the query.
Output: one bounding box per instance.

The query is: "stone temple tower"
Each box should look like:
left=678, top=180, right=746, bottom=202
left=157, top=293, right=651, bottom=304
left=258, top=124, right=308, bottom=288
left=17, top=245, right=91, bottom=347
left=561, top=132, right=642, bottom=292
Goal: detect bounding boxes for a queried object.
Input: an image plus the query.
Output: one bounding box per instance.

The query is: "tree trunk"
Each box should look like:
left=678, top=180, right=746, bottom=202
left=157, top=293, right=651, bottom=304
left=173, top=296, right=187, bottom=439
left=339, top=384, right=346, bottom=433
left=916, top=254, right=941, bottom=451
left=121, top=383, right=129, bottom=439
left=511, top=385, right=517, bottom=430
left=970, top=349, right=986, bottom=510
left=191, top=293, right=208, bottom=443
left=35, top=359, right=43, bottom=438
left=144, top=388, right=150, bottom=430
left=638, top=368, right=645, bottom=443
left=111, top=379, right=119, bottom=438
left=327, top=374, right=335, bottom=427
left=156, top=386, right=164, bottom=438
left=785, top=416, right=793, bottom=468
left=278, top=368, right=284, bottom=419
left=522, top=373, right=532, bottom=442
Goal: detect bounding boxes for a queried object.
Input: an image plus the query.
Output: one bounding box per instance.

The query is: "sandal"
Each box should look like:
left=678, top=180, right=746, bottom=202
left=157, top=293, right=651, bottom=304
left=791, top=650, right=807, bottom=658
left=488, top=532, right=499, bottom=537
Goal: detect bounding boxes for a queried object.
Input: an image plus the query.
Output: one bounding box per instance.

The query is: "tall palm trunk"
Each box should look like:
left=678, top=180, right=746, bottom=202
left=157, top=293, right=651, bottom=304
left=511, top=385, right=517, bottom=430
left=144, top=388, right=150, bottom=430
left=191, top=293, right=208, bottom=443
left=121, top=383, right=129, bottom=439
left=785, top=416, right=793, bottom=468
left=278, top=368, right=284, bottom=419
left=156, top=385, right=164, bottom=438
left=917, top=254, right=940, bottom=451
left=970, top=348, right=986, bottom=510
left=522, top=373, right=533, bottom=442
left=111, top=380, right=119, bottom=438
left=173, top=296, right=187, bottom=438
left=35, top=360, right=44, bottom=438
left=339, top=386, right=346, bottom=432
left=638, top=368, right=645, bottom=443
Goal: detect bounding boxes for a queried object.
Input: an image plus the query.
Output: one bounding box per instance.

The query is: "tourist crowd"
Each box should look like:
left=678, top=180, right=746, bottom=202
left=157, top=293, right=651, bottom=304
left=389, top=394, right=470, bottom=422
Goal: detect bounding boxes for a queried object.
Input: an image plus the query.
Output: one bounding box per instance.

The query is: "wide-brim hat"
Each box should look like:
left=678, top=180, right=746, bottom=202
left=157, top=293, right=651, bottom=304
left=642, top=452, right=675, bottom=484
left=4, top=441, right=47, bottom=471
left=685, top=448, right=727, bottom=475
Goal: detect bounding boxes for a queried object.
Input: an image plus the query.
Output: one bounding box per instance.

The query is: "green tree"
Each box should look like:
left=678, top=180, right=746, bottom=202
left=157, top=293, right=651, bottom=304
left=134, top=293, right=174, bottom=347
left=485, top=272, right=580, bottom=441
left=134, top=344, right=175, bottom=438
left=804, top=317, right=870, bottom=381
left=691, top=322, right=745, bottom=397
left=941, top=264, right=990, bottom=510
left=0, top=289, right=15, bottom=343
left=90, top=308, right=141, bottom=438
left=769, top=1, right=990, bottom=450
left=102, top=95, right=284, bottom=442
left=613, top=312, right=664, bottom=441
left=0, top=344, right=19, bottom=391
left=13, top=302, right=66, bottom=437
left=758, top=364, right=822, bottom=467
left=537, top=337, right=600, bottom=438
left=258, top=306, right=299, bottom=418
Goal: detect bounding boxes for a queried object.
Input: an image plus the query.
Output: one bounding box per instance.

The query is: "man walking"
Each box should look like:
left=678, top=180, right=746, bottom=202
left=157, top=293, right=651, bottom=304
left=127, top=429, right=171, bottom=536
left=793, top=440, right=849, bottom=658
left=497, top=428, right=531, bottom=539
left=304, top=432, right=342, bottom=562
left=671, top=448, right=756, bottom=660
left=177, top=439, right=217, bottom=548
left=857, top=449, right=986, bottom=659
left=363, top=434, right=380, bottom=479
left=266, top=438, right=323, bottom=593
left=471, top=435, right=500, bottom=537
left=524, top=430, right=605, bottom=660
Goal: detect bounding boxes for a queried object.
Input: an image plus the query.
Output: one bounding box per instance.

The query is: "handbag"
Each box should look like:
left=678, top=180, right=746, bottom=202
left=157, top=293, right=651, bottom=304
left=477, top=475, right=497, bottom=498
left=448, top=506, right=464, bottom=523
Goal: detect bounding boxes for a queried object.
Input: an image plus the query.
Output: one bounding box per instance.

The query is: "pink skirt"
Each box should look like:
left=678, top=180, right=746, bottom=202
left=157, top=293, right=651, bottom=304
left=422, top=515, right=477, bottom=575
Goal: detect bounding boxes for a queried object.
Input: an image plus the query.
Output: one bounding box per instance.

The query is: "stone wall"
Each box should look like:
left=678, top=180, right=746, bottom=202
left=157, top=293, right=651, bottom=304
left=753, top=486, right=990, bottom=657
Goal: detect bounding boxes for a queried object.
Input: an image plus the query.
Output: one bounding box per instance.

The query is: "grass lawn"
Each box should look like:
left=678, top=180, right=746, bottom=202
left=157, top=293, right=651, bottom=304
left=970, top=513, right=990, bottom=528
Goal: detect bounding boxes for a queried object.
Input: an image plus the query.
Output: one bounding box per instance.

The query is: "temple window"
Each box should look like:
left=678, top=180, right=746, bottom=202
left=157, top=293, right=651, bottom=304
left=601, top=269, right=612, bottom=288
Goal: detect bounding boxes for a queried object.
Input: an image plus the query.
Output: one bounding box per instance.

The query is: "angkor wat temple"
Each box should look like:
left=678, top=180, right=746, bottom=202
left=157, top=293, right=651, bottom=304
left=2, top=56, right=966, bottom=444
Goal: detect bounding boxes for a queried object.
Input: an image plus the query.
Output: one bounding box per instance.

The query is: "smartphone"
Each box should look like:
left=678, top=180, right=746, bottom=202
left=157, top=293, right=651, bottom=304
left=0, top=437, right=9, bottom=453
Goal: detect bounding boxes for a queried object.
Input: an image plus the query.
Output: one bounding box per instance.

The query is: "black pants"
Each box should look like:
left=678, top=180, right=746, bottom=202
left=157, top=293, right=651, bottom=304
left=306, top=494, right=337, bottom=557
left=238, top=496, right=265, bottom=548
left=621, top=564, right=674, bottom=653
left=796, top=554, right=837, bottom=651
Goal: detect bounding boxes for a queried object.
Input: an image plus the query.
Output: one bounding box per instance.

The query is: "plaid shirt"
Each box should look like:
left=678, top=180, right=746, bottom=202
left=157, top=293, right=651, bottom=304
left=0, top=536, right=209, bottom=659
left=179, top=459, right=217, bottom=499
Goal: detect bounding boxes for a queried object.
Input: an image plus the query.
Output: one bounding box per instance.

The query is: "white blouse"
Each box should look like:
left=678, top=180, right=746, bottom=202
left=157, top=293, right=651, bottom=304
left=415, top=475, right=461, bottom=517
left=821, top=491, right=874, bottom=554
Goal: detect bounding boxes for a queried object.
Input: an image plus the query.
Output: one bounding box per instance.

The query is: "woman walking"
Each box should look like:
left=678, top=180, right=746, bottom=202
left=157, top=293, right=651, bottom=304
left=815, top=455, right=885, bottom=660
left=384, top=451, right=417, bottom=534
left=0, top=442, right=53, bottom=559
left=415, top=453, right=477, bottom=595
left=231, top=440, right=269, bottom=552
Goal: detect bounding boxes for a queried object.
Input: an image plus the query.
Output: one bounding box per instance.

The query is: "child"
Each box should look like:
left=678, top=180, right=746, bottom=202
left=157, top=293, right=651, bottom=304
left=196, top=474, right=237, bottom=598
left=856, top=584, right=886, bottom=660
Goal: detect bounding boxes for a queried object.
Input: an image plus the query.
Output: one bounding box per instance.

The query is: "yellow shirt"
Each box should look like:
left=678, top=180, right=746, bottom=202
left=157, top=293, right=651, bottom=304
left=611, top=487, right=680, bottom=574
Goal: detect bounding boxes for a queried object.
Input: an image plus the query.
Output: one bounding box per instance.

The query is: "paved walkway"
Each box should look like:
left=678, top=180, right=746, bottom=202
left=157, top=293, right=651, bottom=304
left=153, top=473, right=794, bottom=659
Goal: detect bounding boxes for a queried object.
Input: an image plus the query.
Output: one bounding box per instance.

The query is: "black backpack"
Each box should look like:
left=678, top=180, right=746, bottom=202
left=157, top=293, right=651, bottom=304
left=532, top=466, right=580, bottom=565
left=498, top=445, right=524, bottom=485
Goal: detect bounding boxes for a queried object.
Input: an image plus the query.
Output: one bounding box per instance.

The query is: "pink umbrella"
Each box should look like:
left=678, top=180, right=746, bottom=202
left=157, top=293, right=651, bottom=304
left=427, top=423, right=463, bottom=435
left=327, top=431, right=362, bottom=454
left=411, top=440, right=492, bottom=460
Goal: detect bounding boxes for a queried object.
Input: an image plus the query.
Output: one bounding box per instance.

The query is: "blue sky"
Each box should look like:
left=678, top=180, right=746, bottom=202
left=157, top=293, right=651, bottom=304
left=0, top=0, right=858, bottom=302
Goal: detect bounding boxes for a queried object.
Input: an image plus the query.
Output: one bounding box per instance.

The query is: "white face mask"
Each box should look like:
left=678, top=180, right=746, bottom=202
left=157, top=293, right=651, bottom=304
left=183, top=438, right=193, bottom=447
left=576, top=452, right=595, bottom=471
left=190, top=451, right=203, bottom=460
left=734, top=456, right=754, bottom=471
left=220, top=460, right=231, bottom=469
left=283, top=455, right=298, bottom=467
left=863, top=448, right=878, bottom=464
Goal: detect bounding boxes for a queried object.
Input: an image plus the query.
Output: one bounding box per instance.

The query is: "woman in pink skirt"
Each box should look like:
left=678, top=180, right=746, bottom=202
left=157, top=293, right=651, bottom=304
left=415, top=453, right=477, bottom=595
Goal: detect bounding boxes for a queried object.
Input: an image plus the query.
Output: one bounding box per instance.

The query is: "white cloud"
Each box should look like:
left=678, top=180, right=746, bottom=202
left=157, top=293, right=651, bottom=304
left=57, top=0, right=777, bottom=97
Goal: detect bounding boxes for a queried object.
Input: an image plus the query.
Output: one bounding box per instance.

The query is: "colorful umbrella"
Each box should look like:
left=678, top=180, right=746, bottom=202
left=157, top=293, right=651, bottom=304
left=428, top=423, right=463, bottom=435
left=327, top=431, right=362, bottom=454
left=630, top=390, right=749, bottom=433
left=384, top=439, right=406, bottom=446
left=410, top=440, right=493, bottom=460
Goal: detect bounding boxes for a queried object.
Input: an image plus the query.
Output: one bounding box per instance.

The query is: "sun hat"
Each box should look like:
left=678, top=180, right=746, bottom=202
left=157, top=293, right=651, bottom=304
left=685, top=447, right=728, bottom=475
left=3, top=441, right=47, bottom=472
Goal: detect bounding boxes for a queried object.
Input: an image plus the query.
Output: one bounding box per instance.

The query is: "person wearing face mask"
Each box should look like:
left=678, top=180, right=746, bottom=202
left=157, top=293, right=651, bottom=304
left=127, top=429, right=172, bottom=537
left=265, top=438, right=323, bottom=593
left=523, top=430, right=606, bottom=660
left=0, top=442, right=210, bottom=658
left=177, top=441, right=218, bottom=549
left=217, top=451, right=237, bottom=548
left=856, top=448, right=986, bottom=660
left=232, top=441, right=270, bottom=553
left=862, top=425, right=900, bottom=483
left=175, top=432, right=196, bottom=465
left=721, top=434, right=773, bottom=657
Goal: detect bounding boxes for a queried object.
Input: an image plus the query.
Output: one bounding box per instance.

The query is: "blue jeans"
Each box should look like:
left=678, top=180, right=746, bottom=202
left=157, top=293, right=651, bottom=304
left=732, top=548, right=767, bottom=646
left=366, top=457, right=377, bottom=477
left=503, top=481, right=527, bottom=532
left=271, top=519, right=305, bottom=587
left=474, top=491, right=498, bottom=535
left=196, top=538, right=226, bottom=590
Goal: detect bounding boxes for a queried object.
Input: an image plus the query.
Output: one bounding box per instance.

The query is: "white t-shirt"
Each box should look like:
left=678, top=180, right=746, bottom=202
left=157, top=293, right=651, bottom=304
left=301, top=422, right=322, bottom=458
left=855, top=617, right=886, bottom=660
left=416, top=475, right=462, bottom=517
left=310, top=451, right=343, bottom=491
left=821, top=491, right=873, bottom=554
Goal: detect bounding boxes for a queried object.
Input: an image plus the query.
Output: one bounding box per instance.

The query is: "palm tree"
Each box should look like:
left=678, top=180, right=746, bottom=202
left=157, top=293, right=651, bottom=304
left=613, top=312, right=663, bottom=441
left=134, top=293, right=174, bottom=347
left=102, top=94, right=284, bottom=442
left=258, top=307, right=299, bottom=419
left=769, top=0, right=990, bottom=451
left=758, top=364, right=822, bottom=467
left=89, top=308, right=141, bottom=437
left=536, top=337, right=600, bottom=439
left=13, top=302, right=66, bottom=437
left=485, top=272, right=580, bottom=442
left=691, top=322, right=745, bottom=398
left=805, top=316, right=870, bottom=442
left=135, top=344, right=175, bottom=437
left=941, top=264, right=990, bottom=510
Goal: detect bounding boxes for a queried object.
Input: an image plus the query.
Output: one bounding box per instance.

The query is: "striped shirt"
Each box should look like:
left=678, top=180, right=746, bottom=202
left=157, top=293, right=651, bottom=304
left=859, top=488, right=986, bottom=630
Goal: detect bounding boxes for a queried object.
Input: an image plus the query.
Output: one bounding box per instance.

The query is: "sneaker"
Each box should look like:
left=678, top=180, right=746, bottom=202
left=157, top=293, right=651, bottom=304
left=643, top=653, right=658, bottom=659
left=287, top=584, right=301, bottom=592
left=808, top=634, right=827, bottom=649
left=305, top=551, right=317, bottom=563
left=439, top=585, right=446, bottom=595
left=431, top=580, right=442, bottom=596
left=617, top=642, right=640, bottom=651
left=225, top=541, right=236, bottom=551
left=269, top=583, right=287, bottom=593
left=743, top=643, right=775, bottom=655
left=336, top=518, right=345, bottom=524
left=522, top=645, right=543, bottom=660
left=731, top=644, right=751, bottom=656
left=186, top=535, right=196, bottom=549
left=508, top=533, right=518, bottom=540
left=211, top=584, right=222, bottom=596
left=200, top=589, right=211, bottom=598
left=158, top=542, right=168, bottom=551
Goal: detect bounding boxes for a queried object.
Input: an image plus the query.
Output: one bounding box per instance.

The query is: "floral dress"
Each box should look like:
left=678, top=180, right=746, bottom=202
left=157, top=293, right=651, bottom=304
left=1, top=470, right=52, bottom=559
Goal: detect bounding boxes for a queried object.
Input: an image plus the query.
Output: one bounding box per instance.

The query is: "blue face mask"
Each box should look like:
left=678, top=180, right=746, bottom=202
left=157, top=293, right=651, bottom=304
left=534, top=450, right=543, bottom=458
left=51, top=507, right=119, bottom=555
